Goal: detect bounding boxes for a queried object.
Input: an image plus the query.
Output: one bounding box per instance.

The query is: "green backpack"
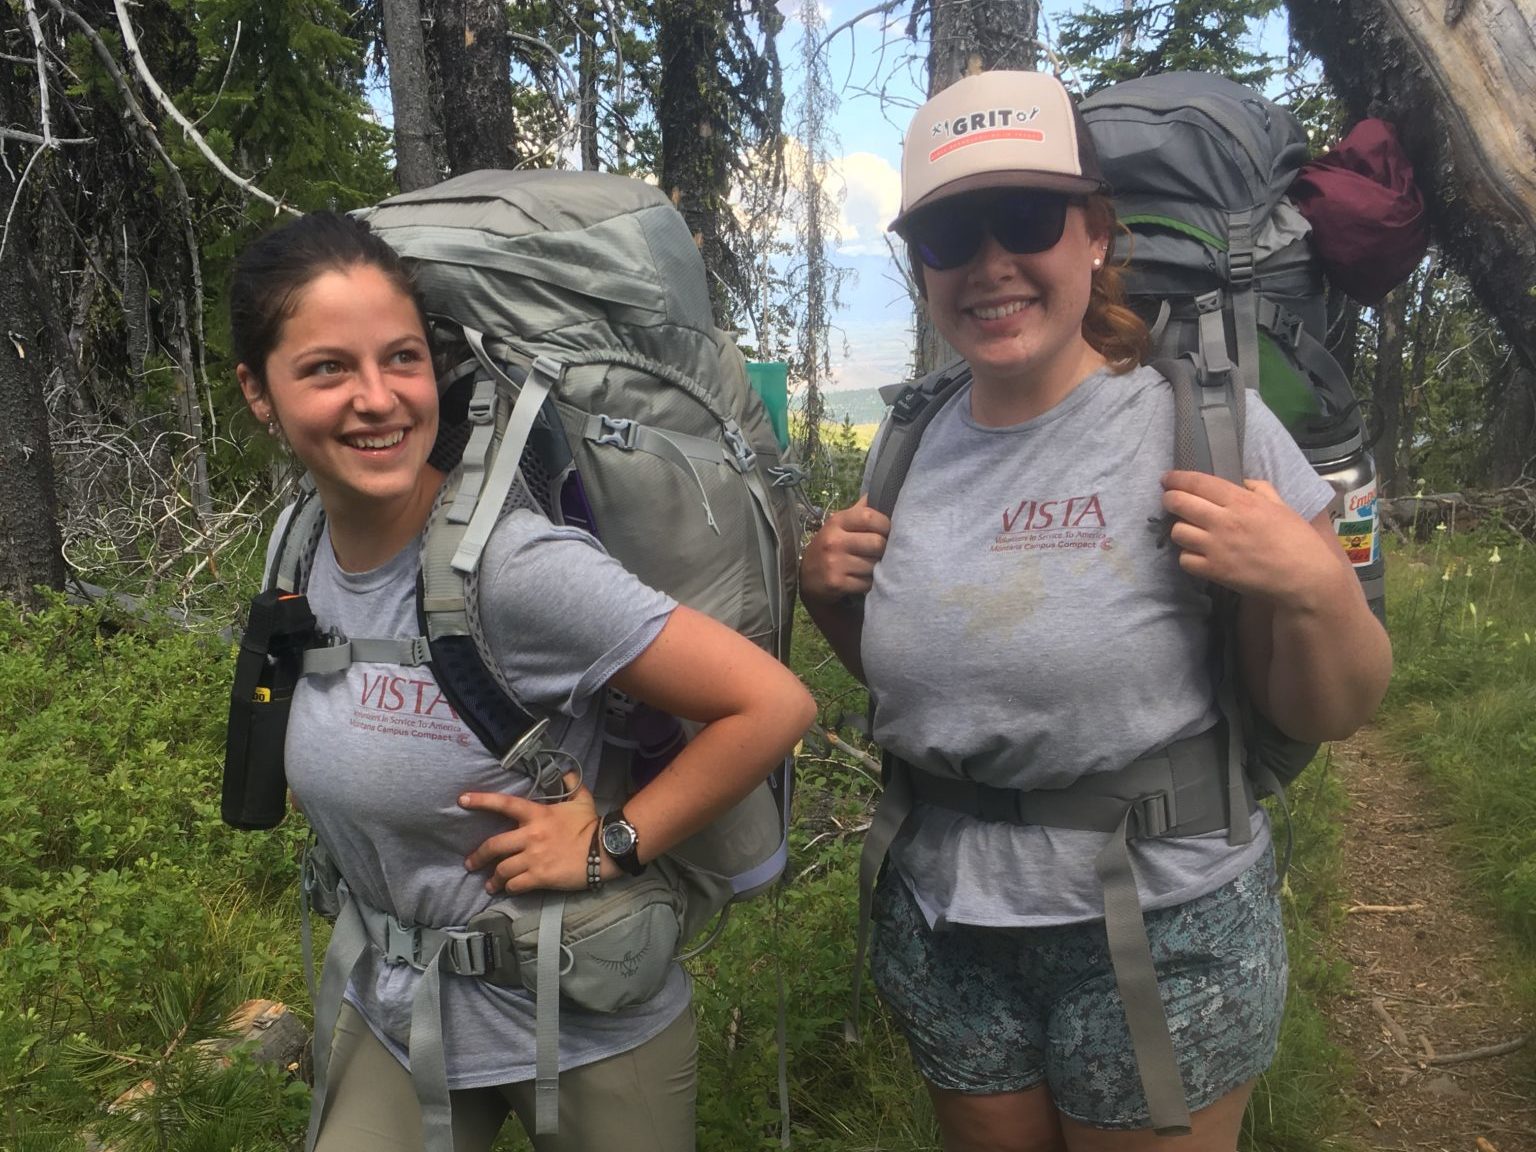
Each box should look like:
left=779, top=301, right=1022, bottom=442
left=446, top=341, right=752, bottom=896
left=1080, top=71, right=1385, bottom=618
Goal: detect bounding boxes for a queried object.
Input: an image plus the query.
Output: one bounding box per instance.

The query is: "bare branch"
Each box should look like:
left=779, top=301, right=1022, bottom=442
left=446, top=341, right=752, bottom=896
left=193, top=19, right=242, bottom=129
left=509, top=30, right=581, bottom=99
left=111, top=0, right=296, bottom=215
left=0, top=145, right=47, bottom=267
left=47, top=379, right=282, bottom=624
left=821, top=0, right=907, bottom=52
left=0, top=128, right=92, bottom=146
left=22, top=0, right=53, bottom=147
left=1425, top=1034, right=1531, bottom=1066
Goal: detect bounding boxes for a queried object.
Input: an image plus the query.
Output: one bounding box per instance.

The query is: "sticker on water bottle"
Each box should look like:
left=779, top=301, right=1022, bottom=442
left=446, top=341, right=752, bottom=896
left=1335, top=480, right=1378, bottom=568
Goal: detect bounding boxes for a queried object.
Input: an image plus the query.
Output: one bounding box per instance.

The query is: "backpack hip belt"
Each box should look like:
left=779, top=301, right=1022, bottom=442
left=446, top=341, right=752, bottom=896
left=301, top=841, right=684, bottom=1151
left=848, top=723, right=1256, bottom=1138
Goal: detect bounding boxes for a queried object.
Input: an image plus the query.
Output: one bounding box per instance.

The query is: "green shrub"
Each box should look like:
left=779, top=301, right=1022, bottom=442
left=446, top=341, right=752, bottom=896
left=0, top=595, right=309, bottom=1146
left=0, top=585, right=1380, bottom=1150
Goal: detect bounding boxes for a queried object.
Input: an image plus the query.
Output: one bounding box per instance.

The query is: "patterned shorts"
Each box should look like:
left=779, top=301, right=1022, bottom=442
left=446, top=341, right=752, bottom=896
left=870, top=853, right=1287, bottom=1129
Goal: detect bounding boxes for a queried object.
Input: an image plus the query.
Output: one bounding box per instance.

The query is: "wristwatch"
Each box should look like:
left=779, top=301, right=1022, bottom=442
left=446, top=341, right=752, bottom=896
left=600, top=809, right=646, bottom=876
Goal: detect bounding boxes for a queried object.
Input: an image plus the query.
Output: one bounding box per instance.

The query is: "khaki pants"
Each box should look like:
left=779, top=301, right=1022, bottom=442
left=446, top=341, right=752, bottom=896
left=314, top=1002, right=698, bottom=1152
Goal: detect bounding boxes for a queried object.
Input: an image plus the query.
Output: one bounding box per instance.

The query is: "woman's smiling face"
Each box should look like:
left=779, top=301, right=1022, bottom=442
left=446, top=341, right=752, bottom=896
left=919, top=197, right=1109, bottom=416
left=239, top=263, right=439, bottom=531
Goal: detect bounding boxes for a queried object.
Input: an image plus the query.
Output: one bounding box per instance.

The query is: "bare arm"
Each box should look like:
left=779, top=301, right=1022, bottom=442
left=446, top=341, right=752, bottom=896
left=1162, top=471, right=1392, bottom=743
left=460, top=605, right=815, bottom=892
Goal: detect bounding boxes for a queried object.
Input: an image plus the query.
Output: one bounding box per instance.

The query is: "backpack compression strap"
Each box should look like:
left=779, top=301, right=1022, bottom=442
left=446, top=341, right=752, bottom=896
left=1225, top=210, right=1261, bottom=400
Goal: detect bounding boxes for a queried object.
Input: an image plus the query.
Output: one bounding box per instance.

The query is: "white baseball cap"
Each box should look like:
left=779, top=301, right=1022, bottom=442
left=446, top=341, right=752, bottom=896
left=890, top=71, right=1107, bottom=233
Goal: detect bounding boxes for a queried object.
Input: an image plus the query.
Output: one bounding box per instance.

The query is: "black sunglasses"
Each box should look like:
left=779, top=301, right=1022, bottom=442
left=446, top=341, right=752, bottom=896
left=900, top=190, right=1078, bottom=271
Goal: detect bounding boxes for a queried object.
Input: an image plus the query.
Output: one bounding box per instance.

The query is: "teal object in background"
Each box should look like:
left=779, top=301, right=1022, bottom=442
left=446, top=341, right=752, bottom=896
left=746, top=361, right=790, bottom=451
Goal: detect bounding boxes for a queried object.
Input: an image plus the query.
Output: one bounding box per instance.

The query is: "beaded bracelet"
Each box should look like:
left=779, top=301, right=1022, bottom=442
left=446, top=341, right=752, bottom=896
left=586, top=823, right=604, bottom=891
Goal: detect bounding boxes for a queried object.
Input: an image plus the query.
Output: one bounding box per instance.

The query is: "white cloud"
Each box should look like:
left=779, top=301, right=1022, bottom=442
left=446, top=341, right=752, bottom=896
left=831, top=150, right=902, bottom=256
left=771, top=143, right=901, bottom=256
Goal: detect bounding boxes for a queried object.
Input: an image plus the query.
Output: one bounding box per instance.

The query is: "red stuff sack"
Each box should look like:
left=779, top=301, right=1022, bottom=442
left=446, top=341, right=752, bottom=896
left=1291, top=118, right=1429, bottom=304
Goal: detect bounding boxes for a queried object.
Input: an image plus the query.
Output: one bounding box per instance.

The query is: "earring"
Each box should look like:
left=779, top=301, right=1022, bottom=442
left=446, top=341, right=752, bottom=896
left=1092, top=257, right=1104, bottom=269
left=266, top=420, right=279, bottom=437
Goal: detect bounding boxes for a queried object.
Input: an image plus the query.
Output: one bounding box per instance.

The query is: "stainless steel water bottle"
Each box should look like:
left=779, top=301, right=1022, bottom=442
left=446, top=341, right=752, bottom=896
left=1298, top=419, right=1386, bottom=625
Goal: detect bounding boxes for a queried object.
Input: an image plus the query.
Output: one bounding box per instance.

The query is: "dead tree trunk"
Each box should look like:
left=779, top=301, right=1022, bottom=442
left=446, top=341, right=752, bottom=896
left=1286, top=0, right=1536, bottom=379
left=382, top=0, right=445, bottom=190
left=0, top=240, right=68, bottom=605
left=1374, top=284, right=1408, bottom=495
left=429, top=0, right=516, bottom=174
left=0, top=66, right=68, bottom=605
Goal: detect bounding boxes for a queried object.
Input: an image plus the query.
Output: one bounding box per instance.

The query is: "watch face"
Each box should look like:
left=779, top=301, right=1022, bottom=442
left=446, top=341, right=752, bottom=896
left=602, top=819, right=637, bottom=857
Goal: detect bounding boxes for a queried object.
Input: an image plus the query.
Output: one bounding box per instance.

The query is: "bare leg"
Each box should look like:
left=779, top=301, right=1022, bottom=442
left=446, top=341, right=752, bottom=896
left=1058, top=1079, right=1256, bottom=1152
left=927, top=1081, right=1068, bottom=1152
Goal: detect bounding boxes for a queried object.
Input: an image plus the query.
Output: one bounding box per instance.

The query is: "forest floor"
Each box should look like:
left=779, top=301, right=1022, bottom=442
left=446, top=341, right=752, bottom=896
left=1326, top=732, right=1536, bottom=1152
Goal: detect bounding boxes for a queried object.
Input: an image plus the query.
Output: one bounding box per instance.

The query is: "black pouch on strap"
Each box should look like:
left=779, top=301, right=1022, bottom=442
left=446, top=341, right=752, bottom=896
left=222, top=589, right=318, bottom=830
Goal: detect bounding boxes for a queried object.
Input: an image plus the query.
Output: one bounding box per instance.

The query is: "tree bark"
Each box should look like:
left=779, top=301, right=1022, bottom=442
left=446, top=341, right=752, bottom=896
left=915, top=0, right=1041, bottom=376
left=1286, top=0, right=1536, bottom=378
left=658, top=0, right=736, bottom=324
left=382, top=0, right=445, bottom=190
left=578, top=19, right=600, bottom=171
left=1401, top=254, right=1441, bottom=485
left=926, top=0, right=1043, bottom=89
left=429, top=0, right=516, bottom=175
left=0, top=203, right=68, bottom=604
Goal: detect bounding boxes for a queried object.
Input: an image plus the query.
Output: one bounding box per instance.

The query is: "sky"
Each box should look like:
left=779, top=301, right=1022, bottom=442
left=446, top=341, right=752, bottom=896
left=775, top=1, right=924, bottom=394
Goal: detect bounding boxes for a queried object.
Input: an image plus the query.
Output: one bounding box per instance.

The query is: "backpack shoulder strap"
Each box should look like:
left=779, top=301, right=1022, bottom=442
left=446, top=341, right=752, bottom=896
left=270, top=478, right=326, bottom=594
left=1154, top=354, right=1245, bottom=485
left=418, top=344, right=555, bottom=764
left=1153, top=354, right=1253, bottom=848
left=865, top=360, right=972, bottom=518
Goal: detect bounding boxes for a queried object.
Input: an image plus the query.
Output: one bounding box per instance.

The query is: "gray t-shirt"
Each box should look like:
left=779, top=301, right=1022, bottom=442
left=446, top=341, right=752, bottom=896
left=281, top=507, right=685, bottom=1088
left=861, top=365, right=1334, bottom=928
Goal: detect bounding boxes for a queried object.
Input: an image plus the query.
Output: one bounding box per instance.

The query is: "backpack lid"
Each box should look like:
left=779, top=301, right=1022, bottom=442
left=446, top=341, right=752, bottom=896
left=1081, top=72, right=1310, bottom=245
left=354, top=169, right=718, bottom=350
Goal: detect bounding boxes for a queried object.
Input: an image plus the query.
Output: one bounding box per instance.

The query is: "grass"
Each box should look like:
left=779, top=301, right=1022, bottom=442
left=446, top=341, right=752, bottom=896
left=1374, top=529, right=1536, bottom=949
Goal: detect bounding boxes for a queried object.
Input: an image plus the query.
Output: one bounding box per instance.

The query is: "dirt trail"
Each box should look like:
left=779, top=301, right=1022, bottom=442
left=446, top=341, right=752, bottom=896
left=1326, top=733, right=1536, bottom=1151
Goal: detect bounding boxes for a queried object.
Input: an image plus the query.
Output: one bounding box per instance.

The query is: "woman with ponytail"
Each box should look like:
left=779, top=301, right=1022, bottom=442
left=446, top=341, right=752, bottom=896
left=800, top=71, right=1388, bottom=1152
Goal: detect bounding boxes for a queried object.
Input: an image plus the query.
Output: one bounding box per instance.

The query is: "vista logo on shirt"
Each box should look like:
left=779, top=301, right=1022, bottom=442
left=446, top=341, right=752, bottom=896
left=994, top=491, right=1111, bottom=555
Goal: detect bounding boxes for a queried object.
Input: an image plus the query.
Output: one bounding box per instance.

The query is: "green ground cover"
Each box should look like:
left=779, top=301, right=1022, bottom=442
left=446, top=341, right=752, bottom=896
left=17, top=508, right=1536, bottom=1148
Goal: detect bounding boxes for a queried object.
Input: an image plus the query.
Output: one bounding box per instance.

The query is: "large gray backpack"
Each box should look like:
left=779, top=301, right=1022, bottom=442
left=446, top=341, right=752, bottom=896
left=274, top=169, right=803, bottom=1147
left=1080, top=71, right=1385, bottom=615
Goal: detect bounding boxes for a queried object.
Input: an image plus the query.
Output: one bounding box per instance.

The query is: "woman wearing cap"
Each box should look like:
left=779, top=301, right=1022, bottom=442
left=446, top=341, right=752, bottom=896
left=800, top=71, right=1389, bottom=1151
